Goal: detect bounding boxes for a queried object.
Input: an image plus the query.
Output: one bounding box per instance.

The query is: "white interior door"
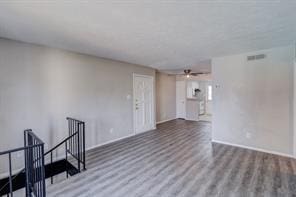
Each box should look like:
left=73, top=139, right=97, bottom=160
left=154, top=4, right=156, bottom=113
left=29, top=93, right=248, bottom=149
left=176, top=81, right=186, bottom=119
left=133, top=74, right=155, bottom=133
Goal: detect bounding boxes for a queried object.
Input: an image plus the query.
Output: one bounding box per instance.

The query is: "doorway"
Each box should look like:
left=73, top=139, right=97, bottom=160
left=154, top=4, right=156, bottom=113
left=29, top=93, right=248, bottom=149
left=198, top=82, right=212, bottom=122
left=176, top=81, right=186, bottom=119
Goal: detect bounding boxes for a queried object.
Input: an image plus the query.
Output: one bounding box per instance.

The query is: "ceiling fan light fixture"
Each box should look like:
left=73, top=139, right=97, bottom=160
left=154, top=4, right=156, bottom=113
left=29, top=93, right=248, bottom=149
left=184, top=69, right=191, bottom=74
left=184, top=69, right=191, bottom=78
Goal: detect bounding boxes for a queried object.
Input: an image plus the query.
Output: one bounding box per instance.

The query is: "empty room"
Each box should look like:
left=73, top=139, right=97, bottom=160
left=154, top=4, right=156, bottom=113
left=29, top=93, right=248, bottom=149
left=0, top=1, right=296, bottom=197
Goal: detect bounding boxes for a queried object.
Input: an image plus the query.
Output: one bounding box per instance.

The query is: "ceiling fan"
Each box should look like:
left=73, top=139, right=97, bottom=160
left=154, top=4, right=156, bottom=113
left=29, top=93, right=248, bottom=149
left=178, top=69, right=209, bottom=78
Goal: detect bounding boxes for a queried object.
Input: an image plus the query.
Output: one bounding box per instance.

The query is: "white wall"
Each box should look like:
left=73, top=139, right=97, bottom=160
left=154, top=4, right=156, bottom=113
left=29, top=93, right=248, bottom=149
left=212, top=45, right=294, bottom=155
left=156, top=72, right=176, bottom=123
left=0, top=38, right=155, bottom=173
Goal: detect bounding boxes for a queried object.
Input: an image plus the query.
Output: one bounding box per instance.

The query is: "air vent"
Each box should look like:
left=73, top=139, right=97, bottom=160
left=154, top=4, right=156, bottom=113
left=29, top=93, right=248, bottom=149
left=247, top=55, right=256, bottom=61
left=247, top=54, right=266, bottom=61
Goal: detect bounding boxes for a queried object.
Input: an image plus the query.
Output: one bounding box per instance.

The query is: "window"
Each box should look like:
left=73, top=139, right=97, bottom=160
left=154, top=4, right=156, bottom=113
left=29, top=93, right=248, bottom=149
left=208, top=85, right=212, bottom=101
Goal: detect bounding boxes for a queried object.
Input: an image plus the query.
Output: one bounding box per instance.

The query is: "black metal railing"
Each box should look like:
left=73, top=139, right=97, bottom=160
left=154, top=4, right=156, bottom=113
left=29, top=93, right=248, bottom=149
left=67, top=117, right=86, bottom=172
left=0, top=129, right=45, bottom=197
left=0, top=117, right=86, bottom=195
left=44, top=117, right=86, bottom=184
left=24, top=129, right=46, bottom=197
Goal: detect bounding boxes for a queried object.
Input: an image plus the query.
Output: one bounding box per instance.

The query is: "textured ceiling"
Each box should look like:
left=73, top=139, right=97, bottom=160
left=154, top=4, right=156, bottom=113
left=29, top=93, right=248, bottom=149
left=0, top=1, right=295, bottom=71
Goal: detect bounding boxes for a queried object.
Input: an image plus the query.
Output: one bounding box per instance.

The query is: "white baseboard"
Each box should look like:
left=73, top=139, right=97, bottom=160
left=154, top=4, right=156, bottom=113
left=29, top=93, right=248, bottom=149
left=86, top=127, right=156, bottom=152
left=86, top=133, right=136, bottom=152
left=212, top=140, right=295, bottom=159
left=156, top=118, right=176, bottom=124
left=185, top=118, right=199, bottom=122
left=158, top=118, right=199, bottom=122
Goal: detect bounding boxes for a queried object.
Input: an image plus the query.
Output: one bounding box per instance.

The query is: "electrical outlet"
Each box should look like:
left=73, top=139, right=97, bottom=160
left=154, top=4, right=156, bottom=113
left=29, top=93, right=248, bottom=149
left=110, top=128, right=114, bottom=134
left=246, top=132, right=252, bottom=139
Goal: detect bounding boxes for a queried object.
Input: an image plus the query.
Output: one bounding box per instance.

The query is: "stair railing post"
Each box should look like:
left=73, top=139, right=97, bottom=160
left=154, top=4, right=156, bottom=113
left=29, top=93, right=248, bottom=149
left=77, top=124, right=81, bottom=172
left=40, top=144, right=46, bottom=197
left=65, top=141, right=68, bottom=178
left=82, top=122, right=86, bottom=170
left=8, top=153, right=13, bottom=197
left=24, top=131, right=30, bottom=196
left=50, top=152, right=53, bottom=184
left=28, top=131, right=33, bottom=194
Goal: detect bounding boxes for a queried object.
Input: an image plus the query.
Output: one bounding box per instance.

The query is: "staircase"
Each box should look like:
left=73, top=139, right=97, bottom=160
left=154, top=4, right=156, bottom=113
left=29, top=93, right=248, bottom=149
left=0, top=117, right=86, bottom=197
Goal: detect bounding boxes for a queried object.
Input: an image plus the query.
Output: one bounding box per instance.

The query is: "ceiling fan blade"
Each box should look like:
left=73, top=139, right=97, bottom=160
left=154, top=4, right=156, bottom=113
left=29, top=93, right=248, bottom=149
left=167, top=73, right=185, bottom=76
left=191, top=72, right=210, bottom=76
left=191, top=73, right=202, bottom=76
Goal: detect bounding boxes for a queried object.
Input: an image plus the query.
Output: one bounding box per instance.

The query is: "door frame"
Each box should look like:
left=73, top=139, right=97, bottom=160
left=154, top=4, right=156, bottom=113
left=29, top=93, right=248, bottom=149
left=176, top=80, right=186, bottom=119
left=133, top=73, right=156, bottom=134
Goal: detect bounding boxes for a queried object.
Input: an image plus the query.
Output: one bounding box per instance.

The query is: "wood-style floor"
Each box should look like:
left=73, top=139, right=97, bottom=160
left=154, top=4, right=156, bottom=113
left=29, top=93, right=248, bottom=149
left=47, top=119, right=296, bottom=197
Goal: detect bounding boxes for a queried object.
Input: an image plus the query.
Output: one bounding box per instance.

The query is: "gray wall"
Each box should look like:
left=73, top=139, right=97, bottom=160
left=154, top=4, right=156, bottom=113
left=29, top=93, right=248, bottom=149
left=212, top=45, right=294, bottom=155
left=156, top=72, right=176, bottom=123
left=0, top=38, right=155, bottom=173
left=294, top=59, right=296, bottom=155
